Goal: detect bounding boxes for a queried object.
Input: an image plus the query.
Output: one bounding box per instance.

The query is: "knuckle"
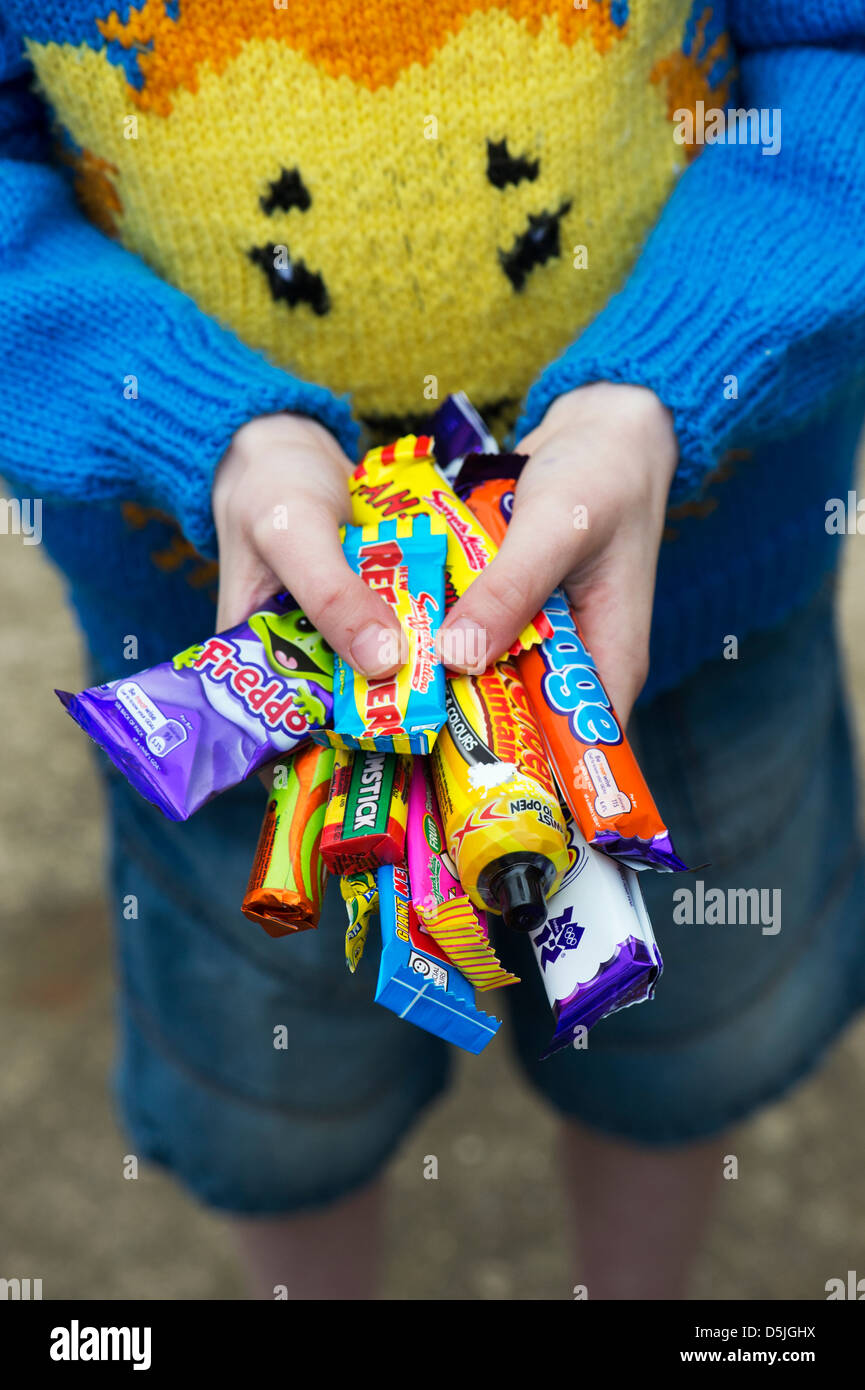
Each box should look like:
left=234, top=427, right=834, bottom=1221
left=309, top=579, right=348, bottom=632
left=480, top=561, right=538, bottom=626
left=625, top=640, right=650, bottom=698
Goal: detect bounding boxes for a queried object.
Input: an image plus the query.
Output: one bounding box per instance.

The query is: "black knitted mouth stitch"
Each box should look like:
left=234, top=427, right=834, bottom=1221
left=486, top=139, right=571, bottom=291
left=248, top=242, right=330, bottom=316
left=498, top=201, right=573, bottom=292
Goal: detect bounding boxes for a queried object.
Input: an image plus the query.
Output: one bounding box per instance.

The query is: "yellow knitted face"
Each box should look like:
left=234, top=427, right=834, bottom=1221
left=29, top=1, right=730, bottom=434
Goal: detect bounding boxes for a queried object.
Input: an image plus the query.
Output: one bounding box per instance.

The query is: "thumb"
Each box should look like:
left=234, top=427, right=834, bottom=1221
left=566, top=558, right=654, bottom=730
left=266, top=508, right=407, bottom=678
left=437, top=498, right=571, bottom=672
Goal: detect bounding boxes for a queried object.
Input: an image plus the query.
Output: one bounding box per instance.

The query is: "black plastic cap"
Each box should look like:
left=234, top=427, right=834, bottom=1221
left=489, top=863, right=548, bottom=933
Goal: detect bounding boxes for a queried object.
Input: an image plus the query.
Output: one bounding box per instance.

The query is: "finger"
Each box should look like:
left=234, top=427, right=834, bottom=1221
left=437, top=496, right=577, bottom=672
left=263, top=509, right=407, bottom=678
left=216, top=539, right=281, bottom=634
left=566, top=554, right=656, bottom=728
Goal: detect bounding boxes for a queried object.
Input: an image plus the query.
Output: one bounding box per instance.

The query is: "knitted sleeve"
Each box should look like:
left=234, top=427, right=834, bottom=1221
left=0, top=19, right=359, bottom=557
left=517, top=0, right=865, bottom=504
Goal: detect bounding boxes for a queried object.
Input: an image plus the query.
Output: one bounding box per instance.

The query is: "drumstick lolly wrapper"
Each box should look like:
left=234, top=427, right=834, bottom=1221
left=320, top=515, right=447, bottom=754
left=406, top=759, right=519, bottom=990
left=350, top=434, right=550, bottom=652
left=530, top=816, right=663, bottom=1058
left=321, top=748, right=411, bottom=874
left=57, top=596, right=333, bottom=821
left=375, top=863, right=501, bottom=1054
left=341, top=871, right=379, bottom=973
left=464, top=479, right=686, bottom=872
left=242, top=742, right=334, bottom=936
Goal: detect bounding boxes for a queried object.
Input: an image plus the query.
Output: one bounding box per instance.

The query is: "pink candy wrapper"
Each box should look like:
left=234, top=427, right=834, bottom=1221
left=405, top=760, right=518, bottom=991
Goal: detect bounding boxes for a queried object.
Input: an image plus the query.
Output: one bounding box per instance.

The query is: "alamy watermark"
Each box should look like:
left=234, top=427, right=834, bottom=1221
left=674, top=102, right=782, bottom=158
left=0, top=1277, right=42, bottom=1299
left=673, top=881, right=781, bottom=935
left=0, top=496, right=42, bottom=545
left=826, top=491, right=865, bottom=534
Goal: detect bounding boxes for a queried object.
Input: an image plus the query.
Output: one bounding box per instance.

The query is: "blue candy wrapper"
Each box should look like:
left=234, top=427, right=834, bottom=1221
left=374, top=864, right=501, bottom=1055
left=322, top=516, right=447, bottom=755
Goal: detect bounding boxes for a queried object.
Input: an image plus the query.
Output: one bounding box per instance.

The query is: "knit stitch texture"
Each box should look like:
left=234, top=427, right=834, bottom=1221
left=0, top=0, right=863, bottom=700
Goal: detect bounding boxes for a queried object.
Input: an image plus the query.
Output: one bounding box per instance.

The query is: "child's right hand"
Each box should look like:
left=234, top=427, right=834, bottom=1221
left=212, top=413, right=405, bottom=677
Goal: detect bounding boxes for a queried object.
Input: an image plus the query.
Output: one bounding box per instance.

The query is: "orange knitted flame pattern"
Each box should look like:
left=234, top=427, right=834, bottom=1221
left=96, top=0, right=630, bottom=114
left=650, top=6, right=733, bottom=160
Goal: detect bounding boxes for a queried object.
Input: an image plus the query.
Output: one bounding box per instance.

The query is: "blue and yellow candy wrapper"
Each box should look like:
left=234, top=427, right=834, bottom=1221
left=321, top=516, right=447, bottom=755
left=340, top=870, right=379, bottom=973
left=374, top=864, right=501, bottom=1055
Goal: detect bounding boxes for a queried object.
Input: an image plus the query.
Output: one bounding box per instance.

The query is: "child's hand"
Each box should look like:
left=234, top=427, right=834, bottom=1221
left=438, top=383, right=678, bottom=725
left=212, top=413, right=405, bottom=677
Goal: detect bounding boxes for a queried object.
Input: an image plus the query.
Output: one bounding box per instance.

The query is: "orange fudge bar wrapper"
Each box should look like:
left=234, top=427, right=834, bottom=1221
left=341, top=870, right=379, bottom=973
left=374, top=863, right=501, bottom=1055
left=319, top=516, right=447, bottom=754
left=464, top=480, right=686, bottom=874
left=519, top=589, right=687, bottom=872
left=461, top=475, right=515, bottom=543
left=430, top=661, right=570, bottom=931
left=321, top=748, right=411, bottom=874
left=350, top=435, right=550, bottom=653
left=242, top=743, right=334, bottom=936
left=406, top=759, right=518, bottom=991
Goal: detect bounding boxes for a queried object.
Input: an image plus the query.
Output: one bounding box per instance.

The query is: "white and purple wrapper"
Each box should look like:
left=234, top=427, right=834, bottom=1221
left=530, top=818, right=662, bottom=1057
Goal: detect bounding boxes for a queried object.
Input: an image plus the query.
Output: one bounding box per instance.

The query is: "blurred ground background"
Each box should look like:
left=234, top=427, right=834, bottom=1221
left=2, top=461, right=865, bottom=1302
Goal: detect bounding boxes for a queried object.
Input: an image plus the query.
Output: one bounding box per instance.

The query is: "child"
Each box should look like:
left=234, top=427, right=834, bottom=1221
left=2, top=0, right=864, bottom=1299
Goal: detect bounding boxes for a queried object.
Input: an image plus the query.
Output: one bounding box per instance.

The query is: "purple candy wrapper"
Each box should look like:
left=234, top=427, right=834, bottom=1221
left=450, top=452, right=528, bottom=501
left=432, top=392, right=498, bottom=480
left=57, top=596, right=333, bottom=821
left=530, top=817, right=662, bottom=1058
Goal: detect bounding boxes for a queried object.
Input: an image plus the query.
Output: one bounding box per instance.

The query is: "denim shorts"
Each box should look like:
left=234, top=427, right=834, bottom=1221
left=104, top=577, right=865, bottom=1213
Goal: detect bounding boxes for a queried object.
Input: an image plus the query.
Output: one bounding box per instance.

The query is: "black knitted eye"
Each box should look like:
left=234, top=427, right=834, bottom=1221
left=248, top=243, right=330, bottom=316
left=486, top=138, right=540, bottom=190
left=499, top=201, right=572, bottom=292
left=260, top=167, right=312, bottom=215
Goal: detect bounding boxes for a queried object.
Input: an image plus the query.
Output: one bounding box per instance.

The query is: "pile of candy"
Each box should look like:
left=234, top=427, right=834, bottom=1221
left=58, top=396, right=683, bottom=1057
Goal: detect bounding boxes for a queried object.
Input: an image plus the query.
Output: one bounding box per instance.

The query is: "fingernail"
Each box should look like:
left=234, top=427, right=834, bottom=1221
left=437, top=618, right=488, bottom=674
left=350, top=622, right=404, bottom=677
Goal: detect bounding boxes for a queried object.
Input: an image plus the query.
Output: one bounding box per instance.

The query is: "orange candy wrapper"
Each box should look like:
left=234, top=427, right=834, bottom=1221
left=464, top=474, right=686, bottom=872
left=242, top=743, right=334, bottom=935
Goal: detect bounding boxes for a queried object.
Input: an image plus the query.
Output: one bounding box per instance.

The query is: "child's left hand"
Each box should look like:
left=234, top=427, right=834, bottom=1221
left=437, top=382, right=678, bottom=726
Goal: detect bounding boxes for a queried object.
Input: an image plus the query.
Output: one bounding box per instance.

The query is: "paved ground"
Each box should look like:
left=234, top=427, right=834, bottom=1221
left=2, top=467, right=865, bottom=1301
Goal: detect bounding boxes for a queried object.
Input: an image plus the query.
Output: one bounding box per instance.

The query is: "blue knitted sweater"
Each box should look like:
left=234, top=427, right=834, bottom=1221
left=1, top=0, right=864, bottom=703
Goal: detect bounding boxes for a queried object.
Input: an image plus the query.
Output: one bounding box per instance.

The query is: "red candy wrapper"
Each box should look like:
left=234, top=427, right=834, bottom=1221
left=320, top=748, right=411, bottom=875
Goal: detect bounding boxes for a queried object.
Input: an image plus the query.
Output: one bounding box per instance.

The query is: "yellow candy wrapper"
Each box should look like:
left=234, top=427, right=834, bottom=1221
left=340, top=871, right=379, bottom=973
left=350, top=434, right=550, bottom=656
left=406, top=758, right=519, bottom=991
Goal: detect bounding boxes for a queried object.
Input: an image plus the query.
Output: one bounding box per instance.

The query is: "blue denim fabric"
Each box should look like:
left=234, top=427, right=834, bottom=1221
left=104, top=578, right=865, bottom=1211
